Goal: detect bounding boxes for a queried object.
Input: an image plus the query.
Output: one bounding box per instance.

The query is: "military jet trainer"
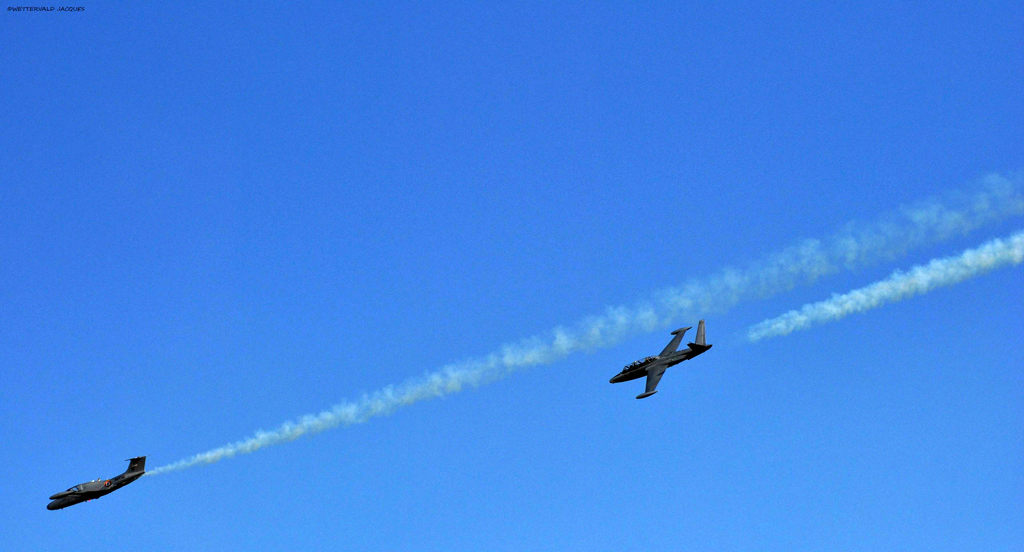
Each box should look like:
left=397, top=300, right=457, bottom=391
left=610, top=320, right=712, bottom=399
left=47, top=456, right=146, bottom=510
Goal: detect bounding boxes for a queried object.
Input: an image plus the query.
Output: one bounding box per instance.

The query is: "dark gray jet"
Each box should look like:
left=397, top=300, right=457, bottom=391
left=610, top=320, right=712, bottom=399
left=47, top=456, right=145, bottom=510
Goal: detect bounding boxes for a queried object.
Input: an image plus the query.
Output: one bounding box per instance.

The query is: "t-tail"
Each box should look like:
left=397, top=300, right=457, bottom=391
left=687, top=320, right=712, bottom=353
left=125, top=456, right=146, bottom=475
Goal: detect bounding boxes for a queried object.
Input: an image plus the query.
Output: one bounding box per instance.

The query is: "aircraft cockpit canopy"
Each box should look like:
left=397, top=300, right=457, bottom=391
left=623, top=356, right=657, bottom=371
left=67, top=486, right=80, bottom=492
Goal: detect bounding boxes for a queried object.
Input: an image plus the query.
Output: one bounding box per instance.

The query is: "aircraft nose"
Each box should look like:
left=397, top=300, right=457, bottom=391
left=46, top=501, right=60, bottom=510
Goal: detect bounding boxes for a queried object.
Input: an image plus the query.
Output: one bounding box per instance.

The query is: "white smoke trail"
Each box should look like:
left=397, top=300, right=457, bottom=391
left=147, top=173, right=1023, bottom=475
left=747, top=230, right=1024, bottom=341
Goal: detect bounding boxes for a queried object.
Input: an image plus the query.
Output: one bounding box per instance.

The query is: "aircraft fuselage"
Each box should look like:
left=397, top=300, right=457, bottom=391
left=47, top=457, right=145, bottom=510
left=609, top=349, right=700, bottom=384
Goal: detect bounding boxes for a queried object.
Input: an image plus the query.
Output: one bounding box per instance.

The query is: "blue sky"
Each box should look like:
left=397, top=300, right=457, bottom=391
left=2, top=2, right=1021, bottom=550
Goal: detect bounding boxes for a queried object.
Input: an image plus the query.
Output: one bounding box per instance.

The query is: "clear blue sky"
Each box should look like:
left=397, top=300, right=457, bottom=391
left=2, top=2, right=1021, bottom=550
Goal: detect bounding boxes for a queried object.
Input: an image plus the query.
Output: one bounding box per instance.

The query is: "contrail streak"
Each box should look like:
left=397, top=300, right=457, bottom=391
left=147, top=173, right=1023, bottom=475
left=747, top=229, right=1024, bottom=341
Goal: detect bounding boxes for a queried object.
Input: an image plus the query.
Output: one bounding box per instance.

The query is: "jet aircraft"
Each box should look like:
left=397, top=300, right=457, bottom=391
left=47, top=456, right=146, bottom=510
left=610, top=320, right=712, bottom=399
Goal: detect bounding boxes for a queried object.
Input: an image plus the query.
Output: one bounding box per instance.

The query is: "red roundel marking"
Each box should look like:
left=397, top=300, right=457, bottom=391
left=104, top=480, right=111, bottom=487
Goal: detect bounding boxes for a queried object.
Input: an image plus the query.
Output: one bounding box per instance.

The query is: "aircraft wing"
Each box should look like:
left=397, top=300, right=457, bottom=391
left=659, top=327, right=692, bottom=356
left=636, top=366, right=666, bottom=399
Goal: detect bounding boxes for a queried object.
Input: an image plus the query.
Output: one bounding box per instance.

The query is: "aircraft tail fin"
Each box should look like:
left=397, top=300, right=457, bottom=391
left=686, top=320, right=712, bottom=352
left=659, top=327, right=691, bottom=356
left=125, top=456, right=146, bottom=474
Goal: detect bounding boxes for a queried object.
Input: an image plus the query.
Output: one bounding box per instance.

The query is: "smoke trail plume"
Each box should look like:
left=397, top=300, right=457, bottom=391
left=148, top=173, right=1023, bottom=475
left=748, top=230, right=1024, bottom=341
